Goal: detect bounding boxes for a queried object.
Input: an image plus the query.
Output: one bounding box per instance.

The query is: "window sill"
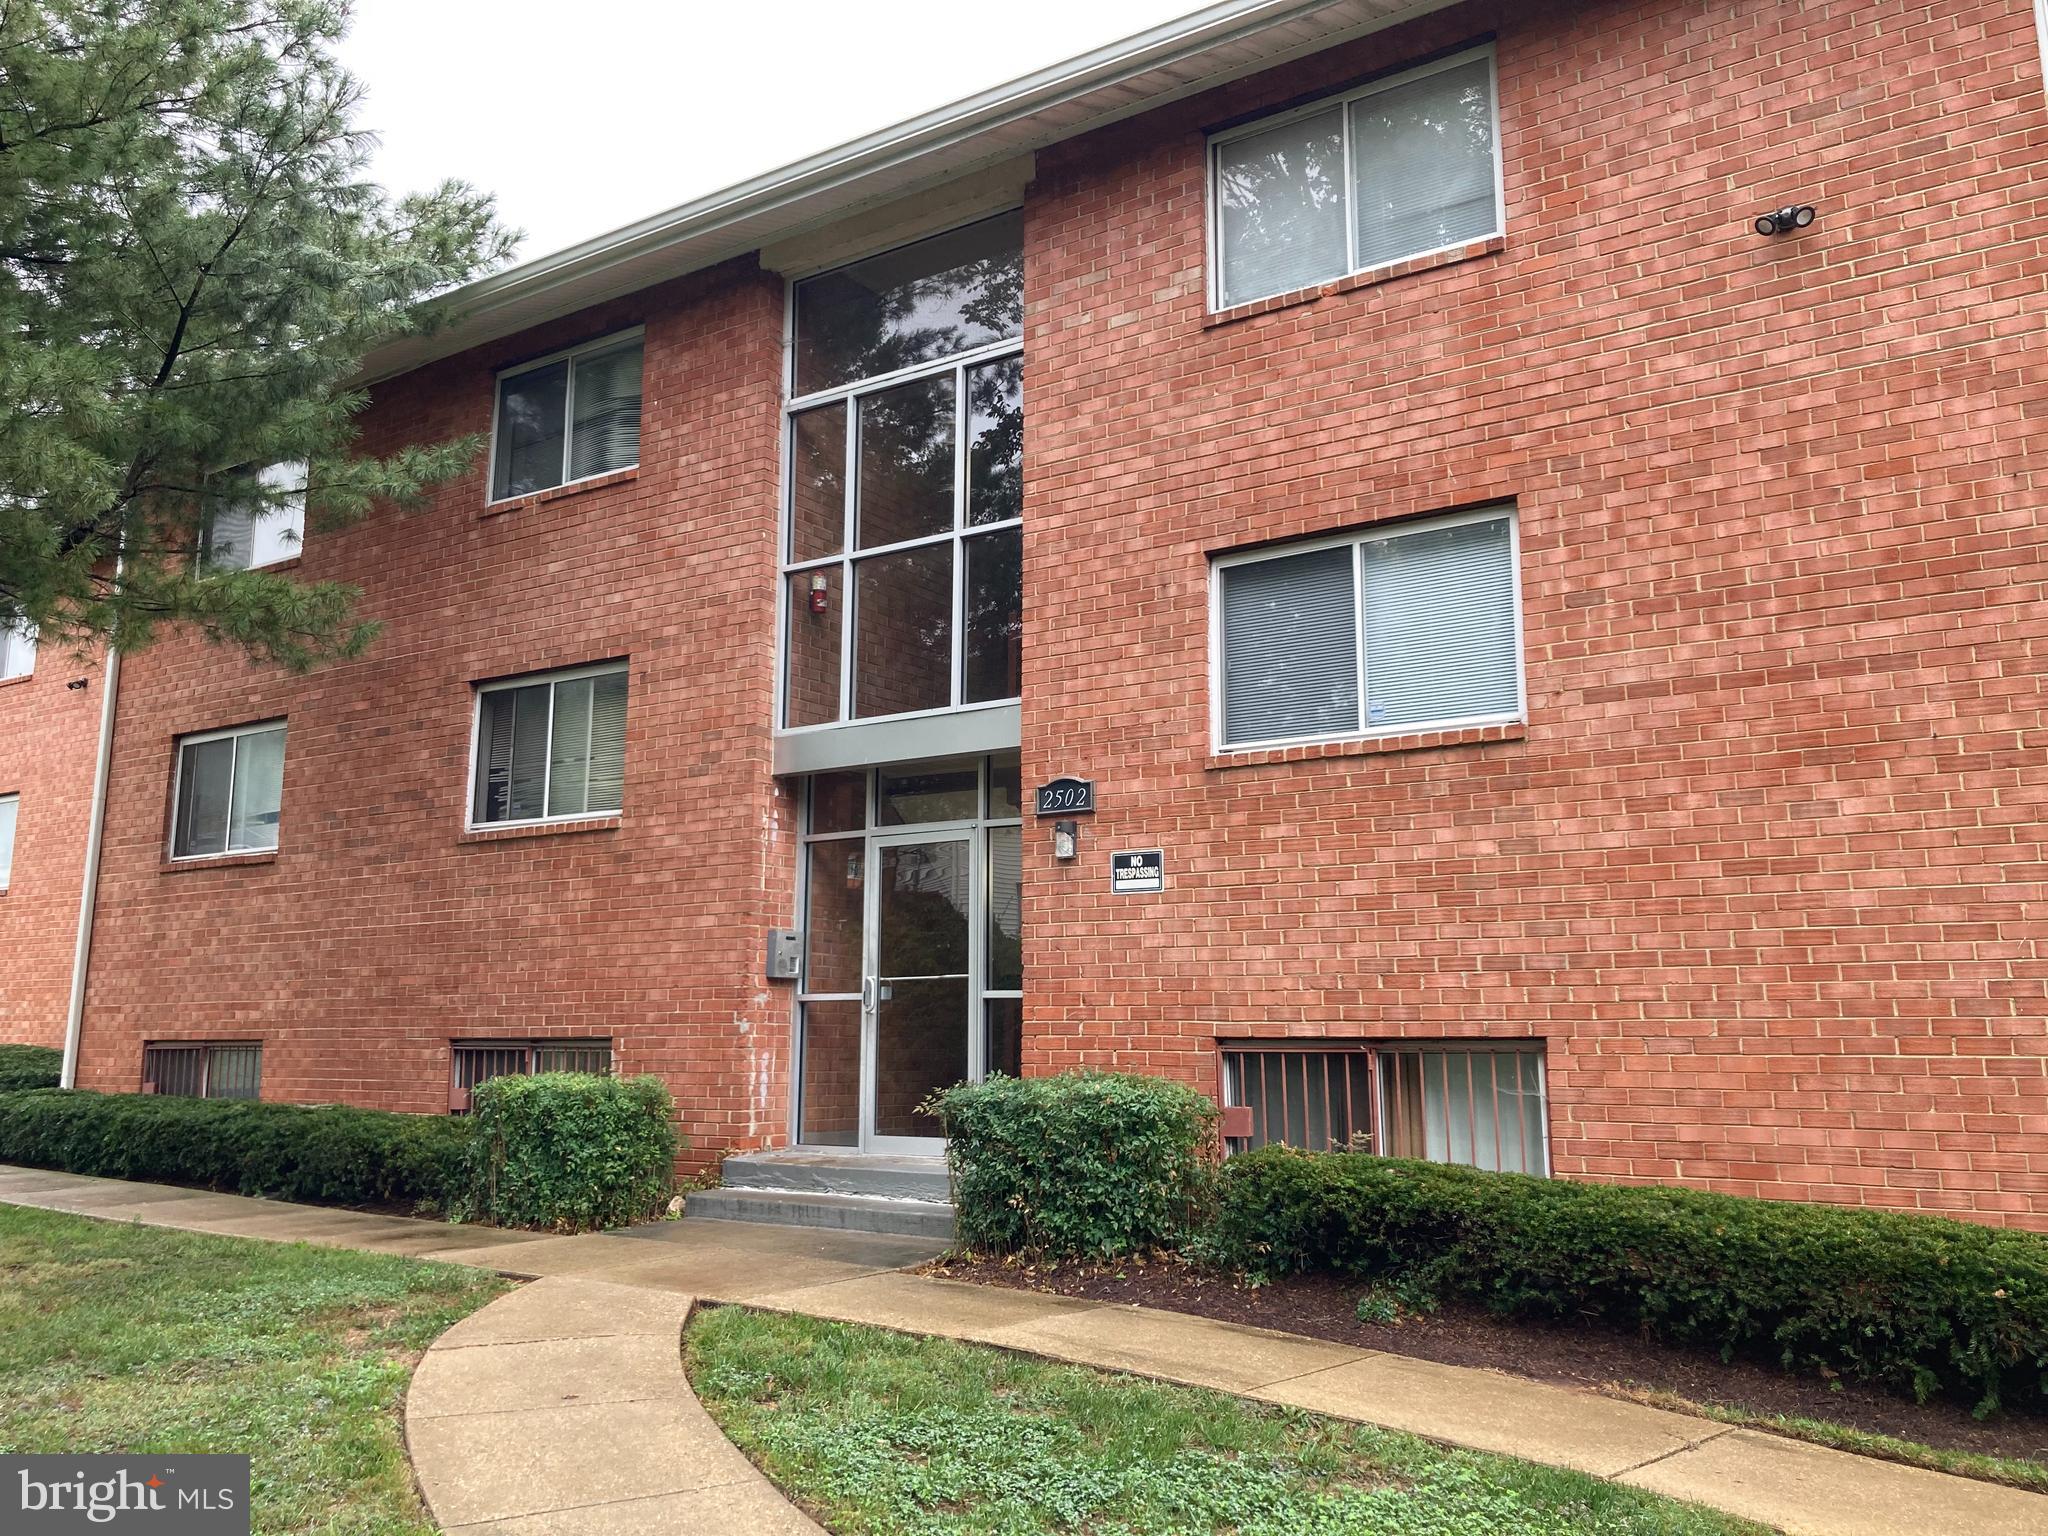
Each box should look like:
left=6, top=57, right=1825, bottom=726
left=1204, top=236, right=1506, bottom=329
left=459, top=814, right=622, bottom=845
left=160, top=850, right=279, bottom=873
left=1206, top=721, right=1526, bottom=771
left=482, top=467, right=639, bottom=519
left=0, top=673, right=34, bottom=690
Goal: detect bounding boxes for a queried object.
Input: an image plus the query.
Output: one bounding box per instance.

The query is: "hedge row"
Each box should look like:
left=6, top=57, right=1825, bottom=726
left=0, top=1045, right=61, bottom=1093
left=1211, top=1146, right=2048, bottom=1417
left=0, top=1073, right=678, bottom=1232
left=929, top=1071, right=1216, bottom=1260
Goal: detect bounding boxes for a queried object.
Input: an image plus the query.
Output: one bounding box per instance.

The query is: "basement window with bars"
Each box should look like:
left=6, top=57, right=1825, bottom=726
left=449, top=1039, right=614, bottom=1112
left=1213, top=505, right=1522, bottom=751
left=490, top=330, right=644, bottom=501
left=470, top=663, right=628, bottom=828
left=143, top=1042, right=262, bottom=1101
left=1220, top=1042, right=1548, bottom=1176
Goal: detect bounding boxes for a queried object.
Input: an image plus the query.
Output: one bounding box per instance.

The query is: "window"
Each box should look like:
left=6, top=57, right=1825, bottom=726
left=1210, top=46, right=1502, bottom=308
left=782, top=214, right=1023, bottom=729
left=171, top=721, right=286, bottom=860
left=0, top=622, right=35, bottom=680
left=490, top=331, right=644, bottom=500
left=143, top=1042, right=262, bottom=1100
left=450, top=1039, right=613, bottom=1111
left=203, top=462, right=306, bottom=570
left=1213, top=505, right=1520, bottom=751
left=1221, top=1042, right=1547, bottom=1175
left=470, top=664, right=628, bottom=827
left=0, top=794, right=16, bottom=890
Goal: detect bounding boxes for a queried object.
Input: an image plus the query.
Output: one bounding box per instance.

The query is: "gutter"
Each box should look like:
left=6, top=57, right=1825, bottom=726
left=60, top=614, right=121, bottom=1090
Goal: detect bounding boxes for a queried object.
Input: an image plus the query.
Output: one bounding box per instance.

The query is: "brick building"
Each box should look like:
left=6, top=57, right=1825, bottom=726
left=14, top=0, right=2048, bottom=1222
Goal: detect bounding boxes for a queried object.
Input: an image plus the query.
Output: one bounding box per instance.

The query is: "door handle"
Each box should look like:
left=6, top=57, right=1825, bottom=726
left=861, top=975, right=875, bottom=1013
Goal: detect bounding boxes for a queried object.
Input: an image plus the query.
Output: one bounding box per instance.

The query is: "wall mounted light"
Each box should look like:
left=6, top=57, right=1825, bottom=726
left=1052, top=819, right=1078, bottom=861
left=807, top=571, right=830, bottom=614
left=66, top=678, right=89, bottom=691
left=1754, top=204, right=1815, bottom=238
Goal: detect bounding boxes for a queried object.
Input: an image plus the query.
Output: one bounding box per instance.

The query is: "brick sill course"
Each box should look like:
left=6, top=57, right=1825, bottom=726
left=1203, top=236, right=1506, bottom=328
left=481, top=467, right=639, bottom=519
left=159, top=851, right=279, bottom=874
left=1206, top=722, right=1527, bottom=772
left=458, top=815, right=622, bottom=846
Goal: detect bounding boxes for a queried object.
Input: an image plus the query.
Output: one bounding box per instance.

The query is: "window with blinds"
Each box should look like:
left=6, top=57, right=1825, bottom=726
left=171, top=721, right=287, bottom=859
left=491, top=331, right=644, bottom=500
left=202, top=462, right=306, bottom=570
left=143, top=1042, right=262, bottom=1101
left=1214, top=507, right=1520, bottom=751
left=471, top=664, right=629, bottom=826
left=1211, top=46, right=1501, bottom=308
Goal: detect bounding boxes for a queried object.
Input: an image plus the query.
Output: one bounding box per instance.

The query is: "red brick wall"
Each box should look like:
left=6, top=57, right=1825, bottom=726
left=70, top=257, right=799, bottom=1173
left=1020, top=0, right=2048, bottom=1225
left=0, top=645, right=102, bottom=1046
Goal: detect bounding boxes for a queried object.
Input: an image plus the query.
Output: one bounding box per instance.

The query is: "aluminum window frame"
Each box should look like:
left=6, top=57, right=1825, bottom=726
left=776, top=216, right=1024, bottom=737
left=200, top=461, right=308, bottom=572
left=1209, top=503, right=1524, bottom=754
left=464, top=660, right=630, bottom=832
left=0, top=792, right=17, bottom=890
left=485, top=326, right=646, bottom=504
left=1205, top=43, right=1506, bottom=311
left=791, top=755, right=1025, bottom=1148
left=167, top=719, right=288, bottom=862
left=0, top=623, right=35, bottom=680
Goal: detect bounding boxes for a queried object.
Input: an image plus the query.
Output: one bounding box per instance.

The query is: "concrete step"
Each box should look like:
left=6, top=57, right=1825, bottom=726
left=684, top=1185, right=956, bottom=1241
left=721, top=1150, right=952, bottom=1203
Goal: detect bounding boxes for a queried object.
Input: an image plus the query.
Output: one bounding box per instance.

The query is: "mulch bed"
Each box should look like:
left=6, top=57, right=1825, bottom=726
left=927, top=1254, right=2048, bottom=1465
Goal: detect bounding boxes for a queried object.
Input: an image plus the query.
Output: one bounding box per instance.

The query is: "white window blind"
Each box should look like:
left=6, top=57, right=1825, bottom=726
left=1220, top=545, right=1359, bottom=746
left=473, top=666, right=628, bottom=826
left=1216, top=507, right=1520, bottom=750
left=1379, top=1046, right=1547, bottom=1175
left=0, top=794, right=17, bottom=889
left=1212, top=47, right=1501, bottom=308
left=1359, top=515, right=1519, bottom=729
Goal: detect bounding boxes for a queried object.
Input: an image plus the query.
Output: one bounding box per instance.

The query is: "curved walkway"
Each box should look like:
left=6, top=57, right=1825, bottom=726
left=406, top=1277, right=818, bottom=1535
left=6, top=1164, right=2047, bottom=1536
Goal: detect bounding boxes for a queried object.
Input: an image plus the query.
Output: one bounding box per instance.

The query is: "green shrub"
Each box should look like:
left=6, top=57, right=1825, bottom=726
left=1213, top=1147, right=2048, bottom=1416
left=462, top=1073, right=677, bottom=1233
left=929, top=1071, right=1217, bottom=1260
left=0, top=1088, right=468, bottom=1210
left=0, top=1045, right=61, bottom=1093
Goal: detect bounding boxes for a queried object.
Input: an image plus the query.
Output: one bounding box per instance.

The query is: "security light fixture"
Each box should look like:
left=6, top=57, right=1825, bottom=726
left=1754, top=204, right=1815, bottom=238
left=1053, top=819, right=1078, bottom=861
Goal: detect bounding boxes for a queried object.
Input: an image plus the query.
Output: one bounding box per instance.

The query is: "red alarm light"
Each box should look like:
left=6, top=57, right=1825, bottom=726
left=808, top=571, right=830, bottom=614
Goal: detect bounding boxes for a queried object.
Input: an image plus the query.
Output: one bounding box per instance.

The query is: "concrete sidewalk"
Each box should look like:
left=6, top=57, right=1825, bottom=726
left=5, top=1163, right=2044, bottom=1536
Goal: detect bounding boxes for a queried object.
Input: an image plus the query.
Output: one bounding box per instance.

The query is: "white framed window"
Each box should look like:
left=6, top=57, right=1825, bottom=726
left=1211, top=505, right=1523, bottom=752
left=1209, top=44, right=1504, bottom=309
left=489, top=329, right=644, bottom=501
left=469, top=662, right=629, bottom=828
left=780, top=213, right=1023, bottom=731
left=0, top=793, right=17, bottom=890
left=170, top=721, right=286, bottom=860
left=0, top=622, right=35, bottom=680
left=203, top=462, right=306, bottom=570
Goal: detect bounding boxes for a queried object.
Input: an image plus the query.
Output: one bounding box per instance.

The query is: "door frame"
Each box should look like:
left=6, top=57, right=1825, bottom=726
left=860, top=826, right=982, bottom=1154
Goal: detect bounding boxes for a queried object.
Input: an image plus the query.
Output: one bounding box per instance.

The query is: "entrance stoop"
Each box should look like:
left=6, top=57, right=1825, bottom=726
left=684, top=1150, right=956, bottom=1240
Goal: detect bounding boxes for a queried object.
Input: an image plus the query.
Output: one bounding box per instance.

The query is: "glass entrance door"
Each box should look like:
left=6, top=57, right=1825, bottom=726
left=865, top=832, right=973, bottom=1151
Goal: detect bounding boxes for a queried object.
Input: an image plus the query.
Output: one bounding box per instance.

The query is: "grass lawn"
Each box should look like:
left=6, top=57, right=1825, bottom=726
left=687, top=1306, right=1771, bottom=1536
left=0, top=1205, right=507, bottom=1536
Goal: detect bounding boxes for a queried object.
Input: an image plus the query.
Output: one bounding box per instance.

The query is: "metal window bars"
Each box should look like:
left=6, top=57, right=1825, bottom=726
left=142, top=1043, right=262, bottom=1101
left=449, top=1039, right=614, bottom=1112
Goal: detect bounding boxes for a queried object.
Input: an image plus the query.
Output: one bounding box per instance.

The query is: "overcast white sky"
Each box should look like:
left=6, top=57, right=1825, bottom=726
left=335, top=0, right=1201, bottom=264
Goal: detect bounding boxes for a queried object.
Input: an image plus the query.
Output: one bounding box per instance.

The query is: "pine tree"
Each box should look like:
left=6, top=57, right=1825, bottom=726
left=0, top=1, right=514, bottom=668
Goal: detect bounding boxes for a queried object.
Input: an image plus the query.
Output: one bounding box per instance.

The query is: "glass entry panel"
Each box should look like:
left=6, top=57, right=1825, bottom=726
left=869, top=835, right=971, bottom=1147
